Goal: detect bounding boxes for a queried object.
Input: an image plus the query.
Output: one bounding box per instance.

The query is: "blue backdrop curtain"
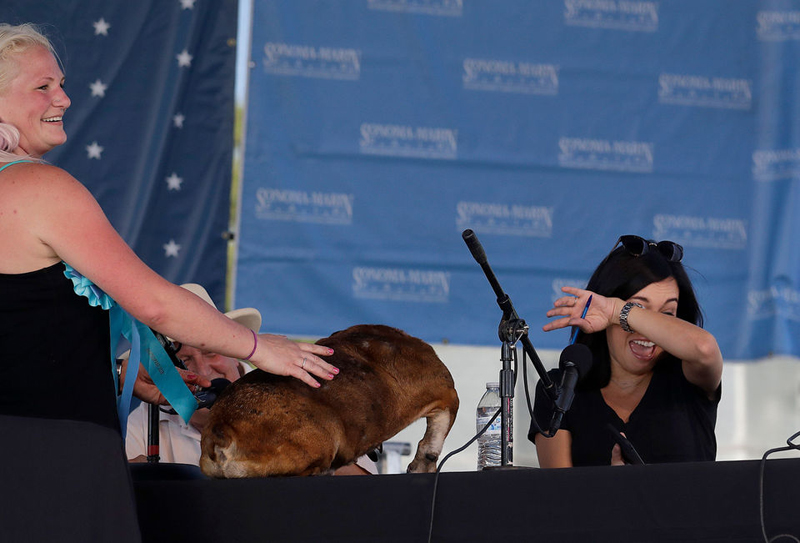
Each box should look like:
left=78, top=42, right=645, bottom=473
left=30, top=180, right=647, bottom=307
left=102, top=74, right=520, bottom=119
left=5, top=0, right=237, bottom=307
left=236, top=0, right=799, bottom=360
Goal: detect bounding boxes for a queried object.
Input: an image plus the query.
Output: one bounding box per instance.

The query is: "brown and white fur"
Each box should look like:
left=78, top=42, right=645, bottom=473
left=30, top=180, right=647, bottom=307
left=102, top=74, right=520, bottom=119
left=199, top=324, right=459, bottom=478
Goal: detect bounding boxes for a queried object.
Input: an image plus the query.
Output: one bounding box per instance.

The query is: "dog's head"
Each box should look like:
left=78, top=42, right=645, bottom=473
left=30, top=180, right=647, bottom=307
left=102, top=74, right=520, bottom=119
left=199, top=375, right=343, bottom=478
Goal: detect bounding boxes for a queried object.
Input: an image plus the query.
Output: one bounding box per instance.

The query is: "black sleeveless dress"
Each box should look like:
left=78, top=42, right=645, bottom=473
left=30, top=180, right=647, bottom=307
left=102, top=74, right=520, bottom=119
left=0, top=262, right=119, bottom=431
left=0, top=263, right=141, bottom=542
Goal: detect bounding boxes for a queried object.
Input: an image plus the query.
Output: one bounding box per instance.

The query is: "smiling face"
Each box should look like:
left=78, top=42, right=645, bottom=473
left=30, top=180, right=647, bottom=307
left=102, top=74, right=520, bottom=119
left=176, top=344, right=243, bottom=383
left=606, top=277, right=679, bottom=377
left=0, top=45, right=70, bottom=158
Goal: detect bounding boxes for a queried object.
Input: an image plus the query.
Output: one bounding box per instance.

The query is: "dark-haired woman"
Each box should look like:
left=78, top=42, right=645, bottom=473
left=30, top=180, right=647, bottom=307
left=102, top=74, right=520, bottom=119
left=529, top=236, right=723, bottom=467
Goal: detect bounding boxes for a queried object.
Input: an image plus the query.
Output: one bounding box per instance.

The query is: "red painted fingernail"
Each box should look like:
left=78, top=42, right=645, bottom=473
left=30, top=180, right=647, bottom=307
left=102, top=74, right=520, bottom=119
left=332, top=367, right=339, bottom=374
left=328, top=348, right=334, bottom=355
left=314, top=381, right=321, bottom=388
left=187, top=373, right=197, bottom=380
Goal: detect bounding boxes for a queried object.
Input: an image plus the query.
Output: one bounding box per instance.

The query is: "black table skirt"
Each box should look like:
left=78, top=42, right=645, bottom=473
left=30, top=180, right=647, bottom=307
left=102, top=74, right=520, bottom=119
left=2, top=414, right=796, bottom=543
left=132, top=457, right=800, bottom=543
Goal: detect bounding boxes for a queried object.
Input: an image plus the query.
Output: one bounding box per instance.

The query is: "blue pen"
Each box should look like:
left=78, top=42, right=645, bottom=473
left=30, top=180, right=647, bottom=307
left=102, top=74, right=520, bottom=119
left=569, top=295, right=592, bottom=345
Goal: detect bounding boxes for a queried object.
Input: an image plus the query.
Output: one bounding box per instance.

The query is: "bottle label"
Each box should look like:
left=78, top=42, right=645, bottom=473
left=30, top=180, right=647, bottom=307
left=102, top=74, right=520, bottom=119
left=476, top=414, right=501, bottom=434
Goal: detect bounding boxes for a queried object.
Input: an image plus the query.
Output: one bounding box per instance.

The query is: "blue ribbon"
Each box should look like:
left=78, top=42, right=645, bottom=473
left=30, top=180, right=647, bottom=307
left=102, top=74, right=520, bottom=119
left=63, top=264, right=197, bottom=434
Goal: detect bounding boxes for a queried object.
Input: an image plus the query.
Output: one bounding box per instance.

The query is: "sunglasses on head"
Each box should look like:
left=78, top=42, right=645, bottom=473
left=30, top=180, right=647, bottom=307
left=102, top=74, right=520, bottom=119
left=612, top=235, right=684, bottom=262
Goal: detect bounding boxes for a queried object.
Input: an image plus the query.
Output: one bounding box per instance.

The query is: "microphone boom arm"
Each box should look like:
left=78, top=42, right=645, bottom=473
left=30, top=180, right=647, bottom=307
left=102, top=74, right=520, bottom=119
left=462, top=229, right=557, bottom=402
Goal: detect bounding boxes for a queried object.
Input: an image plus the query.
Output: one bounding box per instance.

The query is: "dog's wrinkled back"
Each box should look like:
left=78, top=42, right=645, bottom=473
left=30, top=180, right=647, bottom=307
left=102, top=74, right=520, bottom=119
left=200, top=324, right=459, bottom=477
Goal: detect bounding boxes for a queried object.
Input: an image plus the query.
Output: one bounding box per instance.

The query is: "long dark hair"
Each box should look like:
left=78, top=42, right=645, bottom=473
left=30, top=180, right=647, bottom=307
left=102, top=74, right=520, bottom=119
left=577, top=241, right=703, bottom=389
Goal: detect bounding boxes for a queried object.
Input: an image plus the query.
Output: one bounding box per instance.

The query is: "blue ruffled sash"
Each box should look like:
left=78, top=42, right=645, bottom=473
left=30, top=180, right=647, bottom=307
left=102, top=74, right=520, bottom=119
left=63, top=263, right=197, bottom=434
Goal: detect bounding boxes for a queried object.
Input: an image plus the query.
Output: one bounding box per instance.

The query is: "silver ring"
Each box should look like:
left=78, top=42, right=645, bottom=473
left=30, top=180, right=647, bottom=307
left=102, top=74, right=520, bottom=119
left=301, top=357, right=307, bottom=369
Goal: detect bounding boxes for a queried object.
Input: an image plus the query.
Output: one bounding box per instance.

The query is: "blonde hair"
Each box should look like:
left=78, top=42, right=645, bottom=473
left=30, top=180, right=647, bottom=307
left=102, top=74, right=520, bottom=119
left=0, top=23, right=58, bottom=163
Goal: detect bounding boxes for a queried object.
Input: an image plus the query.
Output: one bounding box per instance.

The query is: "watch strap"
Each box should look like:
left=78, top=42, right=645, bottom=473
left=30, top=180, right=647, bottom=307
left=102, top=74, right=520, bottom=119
left=619, top=302, right=644, bottom=333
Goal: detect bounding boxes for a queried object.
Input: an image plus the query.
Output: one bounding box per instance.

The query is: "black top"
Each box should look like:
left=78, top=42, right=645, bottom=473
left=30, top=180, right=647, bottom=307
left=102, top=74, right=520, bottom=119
left=529, top=358, right=720, bottom=466
left=0, top=262, right=119, bottom=431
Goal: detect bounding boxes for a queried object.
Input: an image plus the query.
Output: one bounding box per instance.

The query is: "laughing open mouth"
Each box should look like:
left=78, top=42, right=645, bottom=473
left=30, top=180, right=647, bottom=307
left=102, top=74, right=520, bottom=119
left=629, top=339, right=656, bottom=360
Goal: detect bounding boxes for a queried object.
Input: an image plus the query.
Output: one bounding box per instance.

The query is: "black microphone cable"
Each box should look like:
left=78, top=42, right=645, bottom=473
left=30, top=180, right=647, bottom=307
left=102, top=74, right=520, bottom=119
left=521, top=345, right=552, bottom=437
left=426, top=345, right=525, bottom=543
left=425, top=339, right=592, bottom=540
left=426, top=405, right=501, bottom=543
left=759, top=429, right=800, bottom=543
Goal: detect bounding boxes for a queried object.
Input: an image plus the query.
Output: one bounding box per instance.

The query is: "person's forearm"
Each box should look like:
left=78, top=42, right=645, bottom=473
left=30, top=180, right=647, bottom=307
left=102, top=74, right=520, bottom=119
left=612, top=300, right=722, bottom=391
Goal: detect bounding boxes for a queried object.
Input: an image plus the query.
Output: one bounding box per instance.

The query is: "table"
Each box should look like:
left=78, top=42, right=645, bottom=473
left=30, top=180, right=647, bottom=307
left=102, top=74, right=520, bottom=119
left=132, top=457, right=800, bottom=542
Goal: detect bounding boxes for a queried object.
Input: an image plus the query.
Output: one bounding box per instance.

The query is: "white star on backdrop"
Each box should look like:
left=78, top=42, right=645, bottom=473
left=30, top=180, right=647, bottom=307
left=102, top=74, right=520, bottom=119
left=93, top=18, right=110, bottom=36
left=89, top=79, right=108, bottom=97
left=163, top=239, right=181, bottom=258
left=166, top=173, right=184, bottom=191
left=173, top=113, right=185, bottom=128
left=86, top=141, right=104, bottom=159
left=176, top=49, right=193, bottom=68
left=179, top=0, right=197, bottom=9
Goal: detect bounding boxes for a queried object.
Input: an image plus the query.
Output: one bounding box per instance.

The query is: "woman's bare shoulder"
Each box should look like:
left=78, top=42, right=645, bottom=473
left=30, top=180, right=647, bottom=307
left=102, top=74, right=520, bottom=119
left=9, top=162, right=79, bottom=183
left=1, top=162, right=78, bottom=189
left=1, top=163, right=96, bottom=209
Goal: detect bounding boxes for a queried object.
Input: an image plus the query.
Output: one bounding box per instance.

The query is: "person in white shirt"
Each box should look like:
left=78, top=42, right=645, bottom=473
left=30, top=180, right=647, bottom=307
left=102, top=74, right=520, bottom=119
left=125, top=283, right=259, bottom=465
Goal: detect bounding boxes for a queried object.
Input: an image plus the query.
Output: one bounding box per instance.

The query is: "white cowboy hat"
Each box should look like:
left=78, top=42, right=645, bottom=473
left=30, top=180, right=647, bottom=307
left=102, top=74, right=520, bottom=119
left=180, top=283, right=261, bottom=333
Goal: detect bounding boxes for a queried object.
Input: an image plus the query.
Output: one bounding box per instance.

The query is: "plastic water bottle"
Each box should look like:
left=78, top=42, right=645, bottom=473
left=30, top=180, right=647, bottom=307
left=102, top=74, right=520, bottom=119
left=476, top=382, right=502, bottom=470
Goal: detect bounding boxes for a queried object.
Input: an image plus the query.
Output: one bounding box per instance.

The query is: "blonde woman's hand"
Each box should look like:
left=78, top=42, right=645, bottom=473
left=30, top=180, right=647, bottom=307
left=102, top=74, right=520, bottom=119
left=250, top=333, right=338, bottom=388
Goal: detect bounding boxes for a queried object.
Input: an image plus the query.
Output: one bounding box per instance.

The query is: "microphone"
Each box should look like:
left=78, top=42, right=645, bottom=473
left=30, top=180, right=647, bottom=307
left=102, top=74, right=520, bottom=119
left=548, top=343, right=593, bottom=435
left=461, top=227, right=558, bottom=400
left=159, top=378, right=231, bottom=415
left=462, top=229, right=487, bottom=265
left=195, top=378, right=231, bottom=409
left=151, top=328, right=188, bottom=370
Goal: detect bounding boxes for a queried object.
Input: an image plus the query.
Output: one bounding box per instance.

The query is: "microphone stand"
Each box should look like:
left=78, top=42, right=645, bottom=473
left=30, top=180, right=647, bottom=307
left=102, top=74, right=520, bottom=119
left=462, top=229, right=558, bottom=467
left=147, top=403, right=160, bottom=463
left=146, top=329, right=186, bottom=465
